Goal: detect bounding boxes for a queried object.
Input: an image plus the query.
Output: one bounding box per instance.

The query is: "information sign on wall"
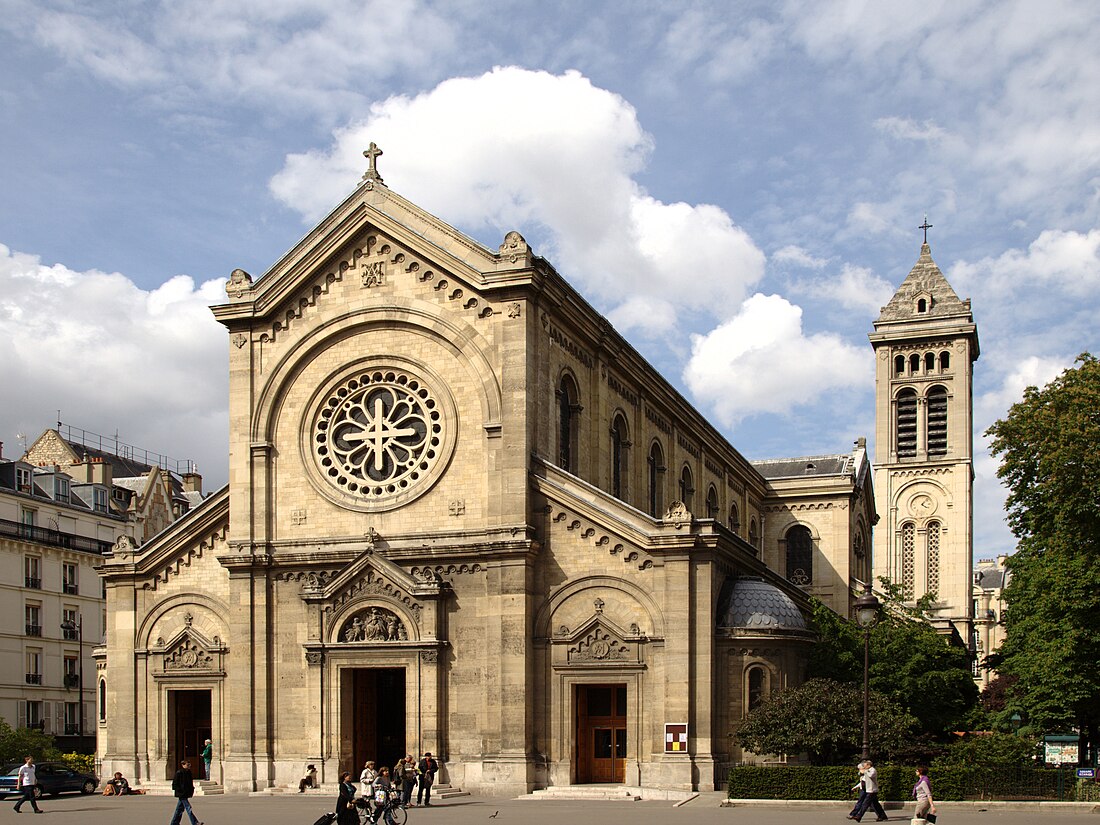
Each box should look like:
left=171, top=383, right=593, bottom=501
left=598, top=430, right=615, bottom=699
left=665, top=723, right=687, bottom=753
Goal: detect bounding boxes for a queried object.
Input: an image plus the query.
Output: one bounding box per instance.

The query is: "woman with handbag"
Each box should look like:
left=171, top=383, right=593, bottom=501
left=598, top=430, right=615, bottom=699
left=913, top=766, right=937, bottom=823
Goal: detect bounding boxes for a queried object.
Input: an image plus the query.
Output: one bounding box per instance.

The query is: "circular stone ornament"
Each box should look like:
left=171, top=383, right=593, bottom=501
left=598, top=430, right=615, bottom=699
left=306, top=365, right=456, bottom=511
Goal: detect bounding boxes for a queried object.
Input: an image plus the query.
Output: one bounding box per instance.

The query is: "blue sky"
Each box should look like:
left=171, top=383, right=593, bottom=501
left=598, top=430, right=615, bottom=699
left=2, top=0, right=1098, bottom=560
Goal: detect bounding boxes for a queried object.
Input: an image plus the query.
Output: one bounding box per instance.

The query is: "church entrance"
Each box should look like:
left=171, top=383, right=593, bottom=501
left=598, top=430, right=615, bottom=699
left=167, top=689, right=211, bottom=778
left=576, top=684, right=626, bottom=784
left=343, top=668, right=407, bottom=774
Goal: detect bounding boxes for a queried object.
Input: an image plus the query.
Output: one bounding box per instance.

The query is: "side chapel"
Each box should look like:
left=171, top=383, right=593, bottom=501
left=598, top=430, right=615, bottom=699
left=95, top=149, right=877, bottom=795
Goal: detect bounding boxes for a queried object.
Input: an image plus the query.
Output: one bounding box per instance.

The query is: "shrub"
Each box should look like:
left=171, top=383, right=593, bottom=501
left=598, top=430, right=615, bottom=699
left=58, top=753, right=96, bottom=775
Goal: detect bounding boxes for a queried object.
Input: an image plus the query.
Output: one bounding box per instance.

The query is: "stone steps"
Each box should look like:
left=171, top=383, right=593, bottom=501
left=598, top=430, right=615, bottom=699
left=135, top=779, right=224, bottom=796
left=518, top=785, right=697, bottom=803
left=433, top=784, right=470, bottom=799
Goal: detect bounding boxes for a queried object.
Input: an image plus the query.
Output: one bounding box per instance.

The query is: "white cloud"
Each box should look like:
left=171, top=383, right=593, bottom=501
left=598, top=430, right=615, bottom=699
left=874, top=116, right=949, bottom=144
left=682, top=293, right=870, bottom=426
left=269, top=67, right=766, bottom=334
left=0, top=244, right=228, bottom=485
left=953, top=228, right=1100, bottom=299
left=773, top=245, right=827, bottom=269
left=789, top=263, right=895, bottom=316
left=976, top=355, right=1071, bottom=425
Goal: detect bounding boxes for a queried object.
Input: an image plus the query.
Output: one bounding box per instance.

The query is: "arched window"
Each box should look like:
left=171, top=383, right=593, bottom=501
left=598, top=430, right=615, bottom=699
left=917, top=297, right=928, bottom=313
left=925, top=352, right=935, bottom=372
left=557, top=375, right=580, bottom=473
left=647, top=441, right=665, bottom=518
left=894, top=354, right=905, bottom=376
left=610, top=414, right=629, bottom=500
left=896, top=389, right=918, bottom=458
left=785, top=524, right=813, bottom=586
left=706, top=485, right=719, bottom=519
left=927, top=386, right=948, bottom=457
left=927, top=521, right=941, bottom=596
left=679, top=465, right=694, bottom=511
left=901, top=522, right=915, bottom=600
left=939, top=351, right=950, bottom=371
left=747, top=666, right=766, bottom=714
left=728, top=502, right=740, bottom=534
left=99, top=679, right=106, bottom=722
left=854, top=529, right=870, bottom=582
left=909, top=353, right=920, bottom=373
left=748, top=519, right=759, bottom=555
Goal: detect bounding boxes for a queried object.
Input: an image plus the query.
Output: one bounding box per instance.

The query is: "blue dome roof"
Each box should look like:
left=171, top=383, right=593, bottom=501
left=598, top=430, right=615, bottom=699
left=718, top=577, right=806, bottom=630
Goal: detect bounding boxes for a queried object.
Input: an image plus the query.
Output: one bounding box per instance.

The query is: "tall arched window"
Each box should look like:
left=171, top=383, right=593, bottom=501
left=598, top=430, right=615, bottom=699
left=728, top=502, right=740, bottom=534
left=894, top=354, right=905, bottom=376
left=939, top=351, right=950, bottom=371
left=909, top=353, right=920, bottom=373
left=925, top=352, right=935, bottom=372
left=927, top=520, right=941, bottom=596
left=557, top=375, right=580, bottom=473
left=99, top=679, right=106, bottom=722
left=647, top=441, right=665, bottom=518
left=901, top=522, right=915, bottom=599
left=854, top=529, right=870, bottom=582
left=747, top=666, right=766, bottom=714
left=927, top=386, right=948, bottom=457
left=896, top=389, right=918, bottom=458
left=748, top=519, right=759, bottom=555
left=610, top=414, right=629, bottom=500
left=679, top=465, right=694, bottom=511
left=785, top=524, right=813, bottom=586
left=706, top=485, right=719, bottom=519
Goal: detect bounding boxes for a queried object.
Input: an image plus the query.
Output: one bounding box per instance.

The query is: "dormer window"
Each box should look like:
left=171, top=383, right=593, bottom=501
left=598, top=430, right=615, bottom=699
left=15, top=466, right=31, bottom=493
left=54, top=477, right=70, bottom=504
left=917, top=298, right=927, bottom=313
left=913, top=290, right=933, bottom=314
left=93, top=487, right=108, bottom=514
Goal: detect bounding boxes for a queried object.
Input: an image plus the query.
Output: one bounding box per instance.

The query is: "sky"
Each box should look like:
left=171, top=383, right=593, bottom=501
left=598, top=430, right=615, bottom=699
left=2, top=0, right=1098, bottom=561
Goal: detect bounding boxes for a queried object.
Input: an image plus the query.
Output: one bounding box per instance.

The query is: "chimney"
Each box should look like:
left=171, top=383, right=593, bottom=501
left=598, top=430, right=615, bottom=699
left=91, top=456, right=112, bottom=486
left=182, top=471, right=203, bottom=495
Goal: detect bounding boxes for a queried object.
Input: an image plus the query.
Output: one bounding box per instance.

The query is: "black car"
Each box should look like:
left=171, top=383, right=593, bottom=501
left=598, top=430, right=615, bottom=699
left=0, top=762, right=98, bottom=798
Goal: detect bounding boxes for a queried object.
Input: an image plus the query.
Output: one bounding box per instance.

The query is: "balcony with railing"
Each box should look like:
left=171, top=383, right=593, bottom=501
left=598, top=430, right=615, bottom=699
left=25, top=624, right=42, bottom=637
left=63, top=583, right=79, bottom=595
left=25, top=576, right=42, bottom=588
left=64, top=723, right=80, bottom=735
left=25, top=673, right=42, bottom=685
left=1, top=518, right=114, bottom=555
left=62, top=627, right=78, bottom=640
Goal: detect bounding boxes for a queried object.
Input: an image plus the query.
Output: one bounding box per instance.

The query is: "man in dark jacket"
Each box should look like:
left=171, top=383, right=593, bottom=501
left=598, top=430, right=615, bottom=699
left=169, top=760, right=202, bottom=825
left=415, top=753, right=437, bottom=807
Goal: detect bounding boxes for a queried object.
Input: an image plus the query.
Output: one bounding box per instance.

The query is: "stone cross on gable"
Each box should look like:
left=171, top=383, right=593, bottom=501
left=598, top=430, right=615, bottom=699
left=594, top=598, right=605, bottom=614
left=362, top=142, right=385, bottom=184
left=919, top=214, right=933, bottom=244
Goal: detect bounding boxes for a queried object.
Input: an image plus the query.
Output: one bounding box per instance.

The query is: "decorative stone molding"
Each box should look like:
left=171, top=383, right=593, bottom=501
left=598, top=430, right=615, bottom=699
left=164, top=637, right=214, bottom=671
left=568, top=628, right=629, bottom=663
left=663, top=500, right=692, bottom=528
left=338, top=606, right=408, bottom=642
left=226, top=268, right=253, bottom=300
left=420, top=649, right=439, bottom=664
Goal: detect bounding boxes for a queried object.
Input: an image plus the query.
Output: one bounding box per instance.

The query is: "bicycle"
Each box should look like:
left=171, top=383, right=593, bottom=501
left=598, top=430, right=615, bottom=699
left=358, top=789, right=406, bottom=825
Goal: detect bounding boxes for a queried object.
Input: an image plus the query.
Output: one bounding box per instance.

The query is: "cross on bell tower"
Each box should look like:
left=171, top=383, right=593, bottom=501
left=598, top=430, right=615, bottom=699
left=919, top=215, right=933, bottom=244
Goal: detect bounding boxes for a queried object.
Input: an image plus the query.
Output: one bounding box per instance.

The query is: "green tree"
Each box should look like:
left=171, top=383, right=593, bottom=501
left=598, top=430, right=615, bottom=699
left=933, top=732, right=1038, bottom=767
left=735, top=678, right=916, bottom=765
left=807, top=592, right=978, bottom=739
left=0, top=719, right=59, bottom=765
left=987, top=353, right=1100, bottom=764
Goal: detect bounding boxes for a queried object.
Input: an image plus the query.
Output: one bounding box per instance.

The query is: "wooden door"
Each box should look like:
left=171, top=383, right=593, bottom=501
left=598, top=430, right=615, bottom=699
left=577, top=685, right=626, bottom=783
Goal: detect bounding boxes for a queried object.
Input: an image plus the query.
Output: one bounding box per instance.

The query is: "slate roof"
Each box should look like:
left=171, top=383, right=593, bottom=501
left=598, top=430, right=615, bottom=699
left=718, top=577, right=807, bottom=630
left=751, top=453, right=853, bottom=479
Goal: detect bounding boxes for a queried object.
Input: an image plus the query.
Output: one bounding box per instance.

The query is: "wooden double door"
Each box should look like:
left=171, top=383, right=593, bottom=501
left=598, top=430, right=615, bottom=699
left=576, top=684, right=626, bottom=784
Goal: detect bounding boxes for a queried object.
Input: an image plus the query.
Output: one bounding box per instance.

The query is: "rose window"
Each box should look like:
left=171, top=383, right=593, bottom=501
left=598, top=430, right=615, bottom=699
left=314, top=370, right=442, bottom=499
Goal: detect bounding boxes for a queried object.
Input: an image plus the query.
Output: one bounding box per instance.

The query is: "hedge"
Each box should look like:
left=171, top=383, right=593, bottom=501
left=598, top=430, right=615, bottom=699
left=729, top=765, right=1086, bottom=801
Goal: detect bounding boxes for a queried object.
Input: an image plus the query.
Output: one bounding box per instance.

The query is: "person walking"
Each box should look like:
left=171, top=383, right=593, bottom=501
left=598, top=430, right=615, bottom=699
left=169, top=760, right=203, bottom=825
left=851, top=759, right=888, bottom=822
left=913, top=766, right=937, bottom=822
left=847, top=761, right=868, bottom=820
left=12, top=755, right=42, bottom=814
left=201, top=740, right=213, bottom=781
left=335, top=772, right=357, bottom=825
left=416, top=752, right=437, bottom=807
left=358, top=760, right=377, bottom=798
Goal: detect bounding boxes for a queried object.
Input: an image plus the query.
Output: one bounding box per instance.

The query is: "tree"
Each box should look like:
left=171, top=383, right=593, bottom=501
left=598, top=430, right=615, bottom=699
left=0, top=719, right=59, bottom=765
left=735, top=678, right=916, bottom=765
left=987, top=353, right=1100, bottom=764
left=807, top=592, right=978, bottom=739
left=934, top=731, right=1038, bottom=767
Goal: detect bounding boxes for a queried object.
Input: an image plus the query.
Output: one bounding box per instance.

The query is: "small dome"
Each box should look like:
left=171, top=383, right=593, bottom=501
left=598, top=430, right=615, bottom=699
left=718, top=577, right=806, bottom=630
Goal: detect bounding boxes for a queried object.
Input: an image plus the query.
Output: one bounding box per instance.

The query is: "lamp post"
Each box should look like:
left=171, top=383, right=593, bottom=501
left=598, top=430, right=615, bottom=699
left=60, top=616, right=83, bottom=743
left=854, top=583, right=881, bottom=761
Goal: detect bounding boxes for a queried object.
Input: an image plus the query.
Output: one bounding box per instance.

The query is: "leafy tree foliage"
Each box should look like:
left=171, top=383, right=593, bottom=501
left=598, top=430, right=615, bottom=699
left=933, top=732, right=1038, bottom=767
left=735, top=678, right=916, bottom=765
left=987, top=353, right=1100, bottom=763
left=0, top=719, right=59, bottom=765
left=807, top=591, right=978, bottom=739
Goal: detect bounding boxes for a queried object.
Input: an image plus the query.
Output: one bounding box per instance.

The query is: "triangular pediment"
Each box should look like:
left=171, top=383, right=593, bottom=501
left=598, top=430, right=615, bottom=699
left=211, top=179, right=535, bottom=334
left=877, top=243, right=970, bottom=323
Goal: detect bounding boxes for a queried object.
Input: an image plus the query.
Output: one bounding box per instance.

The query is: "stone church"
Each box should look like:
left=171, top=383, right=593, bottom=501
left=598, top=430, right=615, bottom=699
left=95, top=150, right=881, bottom=796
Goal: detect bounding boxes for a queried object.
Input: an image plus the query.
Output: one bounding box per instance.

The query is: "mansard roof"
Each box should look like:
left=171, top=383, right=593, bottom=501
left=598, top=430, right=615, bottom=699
left=752, top=453, right=853, bottom=479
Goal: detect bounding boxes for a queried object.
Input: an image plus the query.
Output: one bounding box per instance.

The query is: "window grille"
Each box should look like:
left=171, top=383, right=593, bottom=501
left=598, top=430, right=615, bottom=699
left=896, top=391, right=918, bottom=458
left=901, top=522, right=915, bottom=599
left=927, top=521, right=941, bottom=595
left=927, top=387, right=948, bottom=456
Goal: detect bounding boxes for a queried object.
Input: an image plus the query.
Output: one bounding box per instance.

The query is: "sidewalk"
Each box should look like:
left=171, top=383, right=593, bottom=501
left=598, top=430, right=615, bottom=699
left=5, top=790, right=1097, bottom=825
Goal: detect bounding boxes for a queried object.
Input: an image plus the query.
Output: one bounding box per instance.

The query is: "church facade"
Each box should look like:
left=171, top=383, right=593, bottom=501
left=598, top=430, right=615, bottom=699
left=95, top=158, right=876, bottom=795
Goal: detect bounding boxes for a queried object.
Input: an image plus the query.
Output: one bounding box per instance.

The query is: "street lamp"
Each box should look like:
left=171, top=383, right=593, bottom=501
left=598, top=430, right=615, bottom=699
left=59, top=616, right=83, bottom=743
left=854, top=583, right=881, bottom=761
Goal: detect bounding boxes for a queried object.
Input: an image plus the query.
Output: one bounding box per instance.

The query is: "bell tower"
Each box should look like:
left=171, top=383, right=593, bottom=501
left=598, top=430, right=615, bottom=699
left=869, top=235, right=979, bottom=643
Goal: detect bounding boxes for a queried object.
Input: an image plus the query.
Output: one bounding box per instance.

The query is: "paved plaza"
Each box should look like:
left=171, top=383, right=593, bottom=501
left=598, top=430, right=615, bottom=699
left=3, top=792, right=1096, bottom=825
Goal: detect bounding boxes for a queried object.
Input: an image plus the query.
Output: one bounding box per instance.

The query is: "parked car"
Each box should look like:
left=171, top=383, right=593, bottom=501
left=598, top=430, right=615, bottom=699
left=0, top=762, right=98, bottom=798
